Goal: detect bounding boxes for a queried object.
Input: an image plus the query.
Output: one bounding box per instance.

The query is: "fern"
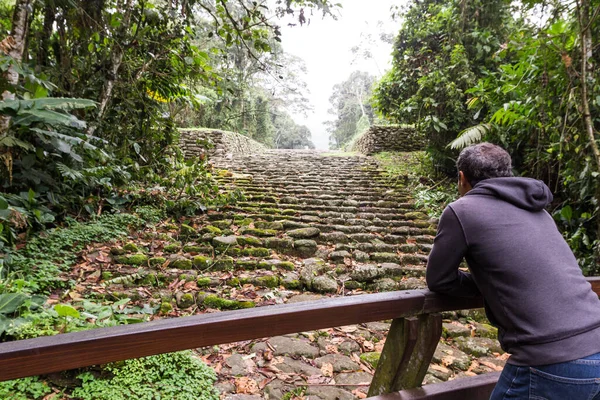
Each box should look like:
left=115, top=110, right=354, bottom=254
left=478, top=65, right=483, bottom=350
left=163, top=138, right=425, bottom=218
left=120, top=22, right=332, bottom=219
left=448, top=123, right=492, bottom=150
left=56, top=163, right=84, bottom=181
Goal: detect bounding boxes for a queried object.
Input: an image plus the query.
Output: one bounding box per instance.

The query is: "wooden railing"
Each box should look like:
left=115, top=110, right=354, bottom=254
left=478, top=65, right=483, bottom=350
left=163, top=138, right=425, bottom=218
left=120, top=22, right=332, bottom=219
left=0, top=277, right=598, bottom=399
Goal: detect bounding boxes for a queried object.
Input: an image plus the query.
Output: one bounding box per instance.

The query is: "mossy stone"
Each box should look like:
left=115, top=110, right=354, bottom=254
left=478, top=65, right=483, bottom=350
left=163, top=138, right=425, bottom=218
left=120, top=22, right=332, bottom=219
left=212, top=235, right=238, bottom=248
left=242, top=247, right=271, bottom=257
left=172, top=258, right=193, bottom=270
left=122, top=253, right=149, bottom=266
left=142, top=273, right=158, bottom=286
left=164, top=223, right=179, bottom=230
left=176, top=293, right=195, bottom=308
left=236, top=260, right=258, bottom=270
left=279, top=261, right=295, bottom=271
left=344, top=280, right=363, bottom=290
left=149, top=257, right=166, bottom=266
left=101, top=271, right=113, bottom=281
left=238, top=218, right=254, bottom=226
left=282, top=209, right=297, bottom=216
left=240, top=228, right=278, bottom=237
left=213, top=256, right=235, bottom=270
left=293, top=240, right=318, bottom=257
left=256, top=275, right=280, bottom=288
left=372, top=253, right=400, bottom=263
left=255, top=221, right=284, bottom=230
left=179, top=273, right=195, bottom=282
left=287, top=227, right=321, bottom=239
left=237, top=236, right=263, bottom=246
left=196, top=277, right=212, bottom=287
left=110, top=247, right=126, bottom=255
left=211, top=220, right=233, bottom=230
left=225, top=246, right=242, bottom=256
left=282, top=279, right=301, bottom=290
left=265, top=237, right=294, bottom=250
left=183, top=245, right=211, bottom=254
left=180, top=224, right=197, bottom=236
left=123, top=242, right=140, bottom=253
left=360, top=352, right=381, bottom=368
left=163, top=243, right=181, bottom=253
left=192, top=256, right=212, bottom=268
left=160, top=302, right=173, bottom=314
left=202, top=225, right=223, bottom=235
left=227, top=277, right=241, bottom=286
left=203, top=295, right=255, bottom=310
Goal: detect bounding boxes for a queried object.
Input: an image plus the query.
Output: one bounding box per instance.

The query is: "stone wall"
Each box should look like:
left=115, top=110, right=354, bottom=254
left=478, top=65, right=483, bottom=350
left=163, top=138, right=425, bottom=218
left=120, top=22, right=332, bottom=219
left=179, top=128, right=266, bottom=159
left=351, top=125, right=425, bottom=155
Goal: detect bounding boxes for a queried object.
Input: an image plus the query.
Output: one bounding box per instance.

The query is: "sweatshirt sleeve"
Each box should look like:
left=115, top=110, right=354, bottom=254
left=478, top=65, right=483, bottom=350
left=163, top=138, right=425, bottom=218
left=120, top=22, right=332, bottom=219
left=426, top=206, right=480, bottom=298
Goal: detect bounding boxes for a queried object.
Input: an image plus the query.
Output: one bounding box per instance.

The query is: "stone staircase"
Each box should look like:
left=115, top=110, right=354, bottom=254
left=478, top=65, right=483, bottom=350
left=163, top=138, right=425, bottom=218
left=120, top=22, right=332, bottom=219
left=85, top=148, right=504, bottom=400
left=209, top=150, right=435, bottom=297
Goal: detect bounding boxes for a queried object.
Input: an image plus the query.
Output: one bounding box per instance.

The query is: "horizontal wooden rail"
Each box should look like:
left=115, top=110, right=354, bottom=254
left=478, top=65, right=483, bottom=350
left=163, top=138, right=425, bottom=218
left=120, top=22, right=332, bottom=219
left=367, top=371, right=501, bottom=400
left=0, top=277, right=597, bottom=386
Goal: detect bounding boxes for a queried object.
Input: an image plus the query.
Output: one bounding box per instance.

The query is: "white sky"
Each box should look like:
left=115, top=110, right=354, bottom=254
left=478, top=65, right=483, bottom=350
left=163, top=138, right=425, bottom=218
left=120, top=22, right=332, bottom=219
left=276, top=0, right=403, bottom=149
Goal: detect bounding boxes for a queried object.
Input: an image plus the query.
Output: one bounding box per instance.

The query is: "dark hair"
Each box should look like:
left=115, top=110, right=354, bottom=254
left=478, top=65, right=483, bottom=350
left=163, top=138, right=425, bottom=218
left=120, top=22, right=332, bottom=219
left=456, top=142, right=513, bottom=186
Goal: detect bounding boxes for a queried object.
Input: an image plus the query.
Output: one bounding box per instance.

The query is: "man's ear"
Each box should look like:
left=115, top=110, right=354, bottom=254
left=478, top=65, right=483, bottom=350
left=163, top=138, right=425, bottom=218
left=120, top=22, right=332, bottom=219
left=458, top=171, right=473, bottom=195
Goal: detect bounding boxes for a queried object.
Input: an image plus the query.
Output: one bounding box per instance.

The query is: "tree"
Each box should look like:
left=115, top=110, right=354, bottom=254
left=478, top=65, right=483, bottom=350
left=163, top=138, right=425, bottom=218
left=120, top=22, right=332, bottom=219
left=326, top=71, right=376, bottom=150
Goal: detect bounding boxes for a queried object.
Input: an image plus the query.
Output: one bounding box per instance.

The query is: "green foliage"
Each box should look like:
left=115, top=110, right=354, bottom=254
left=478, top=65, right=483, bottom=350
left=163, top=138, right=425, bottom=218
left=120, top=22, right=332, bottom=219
left=0, top=376, right=52, bottom=400
left=373, top=0, right=512, bottom=173
left=71, top=351, right=219, bottom=400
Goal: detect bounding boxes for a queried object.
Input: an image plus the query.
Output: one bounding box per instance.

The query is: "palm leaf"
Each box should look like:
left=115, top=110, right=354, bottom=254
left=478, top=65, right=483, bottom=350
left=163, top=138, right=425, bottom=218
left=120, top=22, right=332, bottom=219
left=448, top=123, right=492, bottom=150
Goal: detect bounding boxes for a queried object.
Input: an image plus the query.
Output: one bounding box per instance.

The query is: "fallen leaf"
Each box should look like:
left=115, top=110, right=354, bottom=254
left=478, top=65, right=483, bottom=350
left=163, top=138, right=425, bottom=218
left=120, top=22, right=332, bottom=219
left=234, top=377, right=259, bottom=394
left=352, top=388, right=368, bottom=399
left=320, top=362, right=333, bottom=377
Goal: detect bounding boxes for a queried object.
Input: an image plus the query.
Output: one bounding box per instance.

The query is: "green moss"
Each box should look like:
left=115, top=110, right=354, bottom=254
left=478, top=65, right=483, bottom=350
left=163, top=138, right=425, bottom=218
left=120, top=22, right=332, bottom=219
left=123, top=242, right=140, bottom=253
left=360, top=352, right=381, bottom=368
left=344, top=280, right=363, bottom=290
left=202, top=225, right=223, bottom=235
left=225, top=246, right=242, bottom=256
left=164, top=223, right=179, bottom=230
left=279, top=261, right=295, bottom=271
left=213, top=256, right=234, bottom=271
left=282, top=279, right=301, bottom=289
left=256, top=261, right=272, bottom=269
left=255, top=221, right=284, bottom=230
left=180, top=224, right=197, bottom=236
left=256, top=275, right=280, bottom=288
left=110, top=247, right=126, bottom=255
left=240, top=228, right=278, bottom=237
left=120, top=253, right=149, bottom=266
left=172, top=258, right=193, bottom=270
left=264, top=238, right=294, bottom=250
left=179, top=274, right=195, bottom=282
left=404, top=211, right=428, bottom=220
left=192, top=255, right=211, bottom=266
left=211, top=220, right=232, bottom=230
left=227, top=277, right=241, bottom=286
left=282, top=209, right=297, bottom=216
left=203, top=295, right=255, bottom=310
left=242, top=247, right=271, bottom=257
left=163, top=243, right=181, bottom=253
left=149, top=257, right=166, bottom=266
left=142, top=273, right=158, bottom=286
left=235, top=260, right=258, bottom=270
left=160, top=302, right=173, bottom=314
left=101, top=271, right=113, bottom=280
left=178, top=293, right=195, bottom=308
left=196, top=277, right=212, bottom=287
left=183, top=245, right=211, bottom=254
left=237, top=236, right=263, bottom=246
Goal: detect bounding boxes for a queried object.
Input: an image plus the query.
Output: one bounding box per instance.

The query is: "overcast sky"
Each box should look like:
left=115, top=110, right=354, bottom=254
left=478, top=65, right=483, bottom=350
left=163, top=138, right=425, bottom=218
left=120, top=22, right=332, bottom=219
left=276, top=0, right=403, bottom=149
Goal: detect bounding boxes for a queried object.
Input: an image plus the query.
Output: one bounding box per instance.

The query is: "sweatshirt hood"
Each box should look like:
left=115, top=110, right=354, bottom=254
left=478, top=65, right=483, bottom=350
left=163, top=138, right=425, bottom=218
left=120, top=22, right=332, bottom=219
left=466, top=177, right=553, bottom=211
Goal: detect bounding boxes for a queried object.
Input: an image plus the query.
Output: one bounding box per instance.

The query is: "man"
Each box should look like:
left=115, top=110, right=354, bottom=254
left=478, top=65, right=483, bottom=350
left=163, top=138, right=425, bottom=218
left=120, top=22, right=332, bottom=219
left=426, top=143, right=600, bottom=399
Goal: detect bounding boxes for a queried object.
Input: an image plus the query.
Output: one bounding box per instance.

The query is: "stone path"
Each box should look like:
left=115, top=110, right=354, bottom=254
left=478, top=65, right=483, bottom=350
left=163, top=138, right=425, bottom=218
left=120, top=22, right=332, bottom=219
left=77, top=149, right=505, bottom=399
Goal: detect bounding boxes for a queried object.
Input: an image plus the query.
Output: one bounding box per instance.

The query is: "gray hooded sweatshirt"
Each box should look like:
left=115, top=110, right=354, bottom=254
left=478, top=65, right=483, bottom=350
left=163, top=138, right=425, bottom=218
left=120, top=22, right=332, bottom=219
left=426, top=177, right=600, bottom=366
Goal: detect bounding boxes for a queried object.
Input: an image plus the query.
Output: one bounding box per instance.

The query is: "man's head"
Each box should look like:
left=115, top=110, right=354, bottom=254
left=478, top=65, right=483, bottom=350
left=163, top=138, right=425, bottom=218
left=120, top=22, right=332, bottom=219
left=456, top=142, right=513, bottom=195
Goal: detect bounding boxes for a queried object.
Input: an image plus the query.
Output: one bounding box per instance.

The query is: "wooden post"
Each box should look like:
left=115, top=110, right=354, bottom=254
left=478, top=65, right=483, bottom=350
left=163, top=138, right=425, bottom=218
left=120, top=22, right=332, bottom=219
left=368, top=313, right=442, bottom=397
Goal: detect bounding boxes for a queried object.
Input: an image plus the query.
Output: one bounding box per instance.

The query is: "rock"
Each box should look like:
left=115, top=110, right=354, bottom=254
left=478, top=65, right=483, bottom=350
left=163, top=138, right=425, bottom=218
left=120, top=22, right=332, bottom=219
left=171, top=256, right=192, bottom=270
left=473, top=322, right=498, bottom=339
left=457, top=308, right=489, bottom=323
left=237, top=236, right=263, bottom=246
left=311, top=275, right=338, bottom=293
left=264, top=237, right=294, bottom=250
left=255, top=336, right=320, bottom=359
left=315, top=354, right=360, bottom=372
left=365, top=322, right=391, bottom=332
left=275, top=356, right=321, bottom=376
left=397, top=277, right=426, bottom=290
left=433, top=342, right=471, bottom=371
left=213, top=235, right=238, bottom=248
left=287, top=227, right=321, bottom=239
left=423, top=374, right=443, bottom=385
left=293, top=239, right=318, bottom=257
left=223, top=353, right=253, bottom=376
left=338, top=340, right=361, bottom=355
left=215, top=381, right=236, bottom=395
left=335, top=371, right=373, bottom=387
left=371, top=252, right=401, bottom=263
left=350, top=264, right=382, bottom=281
left=353, top=250, right=370, bottom=262
left=175, top=291, right=195, bottom=308
left=427, top=364, right=453, bottom=381
left=223, top=395, right=262, bottom=400
left=255, top=221, right=284, bottom=230
left=454, top=337, right=503, bottom=357
left=373, top=278, right=398, bottom=291
left=264, top=379, right=295, bottom=400
left=287, top=294, right=323, bottom=304
left=443, top=322, right=472, bottom=339
left=329, top=250, right=351, bottom=261
left=304, top=386, right=354, bottom=400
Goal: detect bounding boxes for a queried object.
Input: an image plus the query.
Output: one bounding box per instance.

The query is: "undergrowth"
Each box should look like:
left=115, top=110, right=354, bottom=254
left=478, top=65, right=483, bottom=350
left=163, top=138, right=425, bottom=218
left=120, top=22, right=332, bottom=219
left=374, top=151, right=455, bottom=218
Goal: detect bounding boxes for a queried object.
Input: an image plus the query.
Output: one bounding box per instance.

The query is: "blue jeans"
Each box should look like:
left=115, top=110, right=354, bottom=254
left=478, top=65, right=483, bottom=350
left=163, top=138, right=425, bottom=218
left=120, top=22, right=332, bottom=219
left=490, top=352, right=600, bottom=400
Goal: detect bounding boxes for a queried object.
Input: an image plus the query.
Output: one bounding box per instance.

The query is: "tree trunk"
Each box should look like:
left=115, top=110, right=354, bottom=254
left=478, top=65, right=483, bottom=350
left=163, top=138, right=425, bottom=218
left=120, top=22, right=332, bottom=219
left=88, top=0, right=134, bottom=135
left=0, top=0, right=33, bottom=137
left=37, top=3, right=55, bottom=68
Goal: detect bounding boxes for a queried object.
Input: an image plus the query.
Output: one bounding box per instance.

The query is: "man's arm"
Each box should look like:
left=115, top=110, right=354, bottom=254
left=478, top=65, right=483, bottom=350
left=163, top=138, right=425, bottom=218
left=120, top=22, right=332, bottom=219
left=426, top=206, right=480, bottom=297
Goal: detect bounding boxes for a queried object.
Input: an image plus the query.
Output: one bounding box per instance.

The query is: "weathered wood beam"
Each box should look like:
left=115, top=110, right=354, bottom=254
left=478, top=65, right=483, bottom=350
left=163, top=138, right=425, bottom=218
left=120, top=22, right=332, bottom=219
left=367, top=371, right=501, bottom=400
